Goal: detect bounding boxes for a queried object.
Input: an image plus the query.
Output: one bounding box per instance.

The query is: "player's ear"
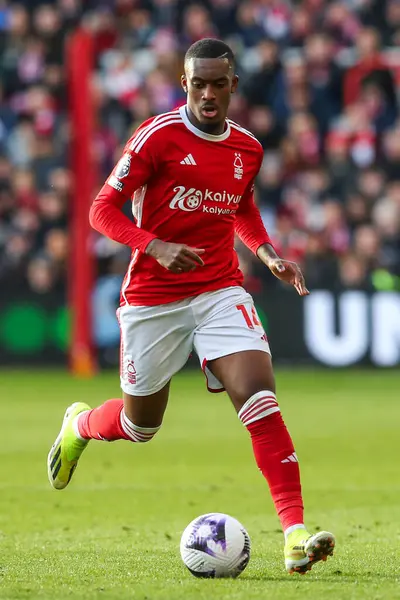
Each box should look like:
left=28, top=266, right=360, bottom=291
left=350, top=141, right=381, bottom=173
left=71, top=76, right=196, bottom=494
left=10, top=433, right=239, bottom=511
left=181, top=75, right=188, bottom=94
left=231, top=74, right=239, bottom=94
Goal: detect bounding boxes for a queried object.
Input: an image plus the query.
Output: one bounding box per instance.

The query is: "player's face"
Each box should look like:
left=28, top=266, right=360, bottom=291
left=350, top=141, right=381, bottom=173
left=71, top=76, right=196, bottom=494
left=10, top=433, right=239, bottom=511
left=182, top=58, right=238, bottom=132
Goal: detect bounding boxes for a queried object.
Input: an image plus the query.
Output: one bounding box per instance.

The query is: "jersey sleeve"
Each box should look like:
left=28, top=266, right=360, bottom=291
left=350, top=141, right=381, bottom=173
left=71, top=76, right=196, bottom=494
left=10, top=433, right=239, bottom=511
left=89, top=122, right=160, bottom=252
left=235, top=150, right=274, bottom=255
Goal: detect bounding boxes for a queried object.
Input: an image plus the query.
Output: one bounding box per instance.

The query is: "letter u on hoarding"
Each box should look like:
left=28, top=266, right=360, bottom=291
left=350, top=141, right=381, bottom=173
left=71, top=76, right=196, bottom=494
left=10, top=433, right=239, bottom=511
left=371, top=292, right=400, bottom=366
left=304, top=291, right=368, bottom=366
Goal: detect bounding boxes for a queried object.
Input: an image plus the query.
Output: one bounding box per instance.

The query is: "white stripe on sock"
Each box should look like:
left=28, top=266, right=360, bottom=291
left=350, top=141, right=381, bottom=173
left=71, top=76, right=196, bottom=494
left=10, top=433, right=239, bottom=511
left=72, top=412, right=89, bottom=440
left=240, top=399, right=278, bottom=423
left=120, top=411, right=160, bottom=442
left=238, top=391, right=280, bottom=426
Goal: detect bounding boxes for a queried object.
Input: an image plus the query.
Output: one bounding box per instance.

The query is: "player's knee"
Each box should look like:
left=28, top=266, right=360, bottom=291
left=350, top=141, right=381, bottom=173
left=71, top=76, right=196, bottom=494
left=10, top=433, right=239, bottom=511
left=121, top=411, right=161, bottom=443
left=231, top=379, right=276, bottom=411
left=237, top=390, right=280, bottom=427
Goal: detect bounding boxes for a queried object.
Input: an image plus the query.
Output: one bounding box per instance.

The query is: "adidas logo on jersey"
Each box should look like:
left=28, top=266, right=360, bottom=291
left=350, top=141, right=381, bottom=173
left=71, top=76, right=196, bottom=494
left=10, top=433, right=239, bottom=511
left=180, top=154, right=197, bottom=165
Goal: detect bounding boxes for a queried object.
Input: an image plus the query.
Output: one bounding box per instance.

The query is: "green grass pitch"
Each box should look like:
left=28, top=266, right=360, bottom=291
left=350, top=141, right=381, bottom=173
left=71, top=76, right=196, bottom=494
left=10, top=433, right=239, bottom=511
left=0, top=369, right=399, bottom=599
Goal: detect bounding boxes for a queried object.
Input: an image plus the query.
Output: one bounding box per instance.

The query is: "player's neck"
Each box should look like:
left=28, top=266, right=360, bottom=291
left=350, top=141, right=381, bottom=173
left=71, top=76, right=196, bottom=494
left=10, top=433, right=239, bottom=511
left=185, top=106, right=226, bottom=136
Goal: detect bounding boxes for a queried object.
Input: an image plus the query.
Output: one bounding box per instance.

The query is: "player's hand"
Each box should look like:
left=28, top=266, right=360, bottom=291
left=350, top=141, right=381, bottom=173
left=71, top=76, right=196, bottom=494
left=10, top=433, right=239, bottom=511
left=145, top=239, right=205, bottom=273
left=268, top=258, right=309, bottom=296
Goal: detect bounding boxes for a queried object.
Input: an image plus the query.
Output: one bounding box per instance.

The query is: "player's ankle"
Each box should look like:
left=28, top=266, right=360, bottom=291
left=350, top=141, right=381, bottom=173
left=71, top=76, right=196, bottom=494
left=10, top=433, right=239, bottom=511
left=73, top=412, right=90, bottom=440
left=284, top=524, right=307, bottom=541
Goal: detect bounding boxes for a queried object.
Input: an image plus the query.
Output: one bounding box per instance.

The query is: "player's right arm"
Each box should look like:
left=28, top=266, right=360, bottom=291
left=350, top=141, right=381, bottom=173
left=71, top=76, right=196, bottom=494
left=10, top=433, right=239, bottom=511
left=90, top=147, right=157, bottom=252
left=89, top=125, right=204, bottom=273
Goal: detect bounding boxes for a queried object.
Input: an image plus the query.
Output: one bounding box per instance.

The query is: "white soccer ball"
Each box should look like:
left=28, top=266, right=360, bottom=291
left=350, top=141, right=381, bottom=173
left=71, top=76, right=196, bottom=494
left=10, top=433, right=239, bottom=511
left=180, top=513, right=251, bottom=578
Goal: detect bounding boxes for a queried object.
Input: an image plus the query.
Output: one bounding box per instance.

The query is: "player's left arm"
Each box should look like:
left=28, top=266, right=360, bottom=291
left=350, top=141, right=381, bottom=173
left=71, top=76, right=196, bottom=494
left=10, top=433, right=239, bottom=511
left=235, top=156, right=309, bottom=297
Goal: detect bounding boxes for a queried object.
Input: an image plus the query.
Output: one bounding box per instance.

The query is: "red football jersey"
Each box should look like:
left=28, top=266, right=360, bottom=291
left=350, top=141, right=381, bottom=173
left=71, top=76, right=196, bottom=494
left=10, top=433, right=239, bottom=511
left=90, top=105, right=272, bottom=306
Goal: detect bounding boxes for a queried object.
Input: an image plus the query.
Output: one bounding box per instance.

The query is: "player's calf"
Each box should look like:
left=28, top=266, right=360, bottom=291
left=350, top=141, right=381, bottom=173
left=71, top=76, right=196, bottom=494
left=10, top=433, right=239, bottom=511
left=238, top=390, right=304, bottom=533
left=238, top=390, right=335, bottom=574
left=48, top=399, right=161, bottom=490
left=77, top=398, right=161, bottom=442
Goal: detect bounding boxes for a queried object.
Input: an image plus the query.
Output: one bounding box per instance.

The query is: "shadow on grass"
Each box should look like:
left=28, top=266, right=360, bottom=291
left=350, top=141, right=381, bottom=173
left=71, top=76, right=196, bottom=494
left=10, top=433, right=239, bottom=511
left=242, top=572, right=398, bottom=582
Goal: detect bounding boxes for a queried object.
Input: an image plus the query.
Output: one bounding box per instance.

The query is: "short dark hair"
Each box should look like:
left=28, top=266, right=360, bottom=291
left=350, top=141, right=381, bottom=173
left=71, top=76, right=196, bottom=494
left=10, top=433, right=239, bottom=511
left=184, top=38, right=235, bottom=70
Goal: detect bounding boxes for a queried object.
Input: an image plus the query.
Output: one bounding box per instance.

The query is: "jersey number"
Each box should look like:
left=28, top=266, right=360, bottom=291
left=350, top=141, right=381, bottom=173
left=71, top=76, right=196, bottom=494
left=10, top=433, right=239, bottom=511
left=236, top=304, right=261, bottom=330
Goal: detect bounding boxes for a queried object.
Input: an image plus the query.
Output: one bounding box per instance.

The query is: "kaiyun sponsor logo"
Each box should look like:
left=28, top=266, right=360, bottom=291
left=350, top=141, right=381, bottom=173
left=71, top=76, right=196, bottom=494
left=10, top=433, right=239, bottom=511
left=169, top=186, right=241, bottom=212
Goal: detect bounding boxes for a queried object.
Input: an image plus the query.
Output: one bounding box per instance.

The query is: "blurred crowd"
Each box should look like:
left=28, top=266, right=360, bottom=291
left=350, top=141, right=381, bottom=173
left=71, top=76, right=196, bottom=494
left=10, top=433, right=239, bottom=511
left=1, top=0, right=400, bottom=298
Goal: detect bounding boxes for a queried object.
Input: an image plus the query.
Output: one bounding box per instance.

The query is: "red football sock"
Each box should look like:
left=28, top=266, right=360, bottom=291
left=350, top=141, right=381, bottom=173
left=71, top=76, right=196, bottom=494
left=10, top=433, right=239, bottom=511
left=77, top=398, right=161, bottom=442
left=77, top=399, right=129, bottom=441
left=239, top=391, right=304, bottom=532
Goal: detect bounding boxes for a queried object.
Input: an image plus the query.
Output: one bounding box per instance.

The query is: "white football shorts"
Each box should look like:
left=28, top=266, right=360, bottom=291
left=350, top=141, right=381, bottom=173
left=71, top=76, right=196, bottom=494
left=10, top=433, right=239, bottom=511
left=117, top=286, right=270, bottom=396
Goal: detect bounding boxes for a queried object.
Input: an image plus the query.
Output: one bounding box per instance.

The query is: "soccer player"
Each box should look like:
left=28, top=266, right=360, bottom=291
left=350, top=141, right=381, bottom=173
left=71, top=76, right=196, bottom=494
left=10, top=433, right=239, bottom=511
left=48, top=38, right=335, bottom=574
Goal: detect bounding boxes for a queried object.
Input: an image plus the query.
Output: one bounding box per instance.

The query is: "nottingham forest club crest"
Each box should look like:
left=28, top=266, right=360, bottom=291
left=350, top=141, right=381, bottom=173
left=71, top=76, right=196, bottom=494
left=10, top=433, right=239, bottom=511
left=234, top=153, right=243, bottom=180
